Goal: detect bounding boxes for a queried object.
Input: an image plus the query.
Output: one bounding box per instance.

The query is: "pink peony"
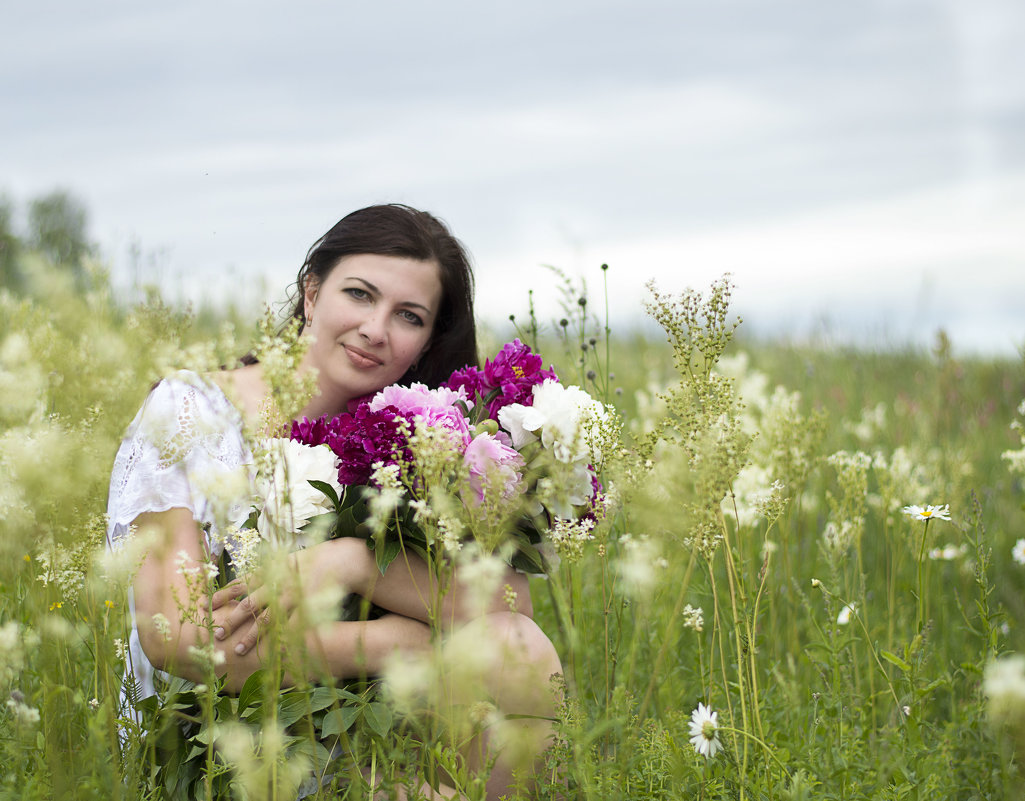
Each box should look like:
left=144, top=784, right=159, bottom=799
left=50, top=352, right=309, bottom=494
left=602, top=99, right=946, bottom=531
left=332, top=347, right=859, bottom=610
left=463, top=432, right=525, bottom=504
left=369, top=383, right=471, bottom=441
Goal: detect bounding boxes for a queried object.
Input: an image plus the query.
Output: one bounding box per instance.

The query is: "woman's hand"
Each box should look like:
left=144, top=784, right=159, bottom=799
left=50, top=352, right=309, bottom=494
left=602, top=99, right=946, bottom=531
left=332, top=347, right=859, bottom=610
left=210, top=535, right=534, bottom=656
left=211, top=537, right=375, bottom=656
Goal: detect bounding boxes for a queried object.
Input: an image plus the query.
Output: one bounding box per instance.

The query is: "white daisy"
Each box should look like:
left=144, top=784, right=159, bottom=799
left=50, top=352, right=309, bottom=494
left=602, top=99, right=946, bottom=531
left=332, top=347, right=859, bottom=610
left=901, top=504, right=951, bottom=522
left=688, top=702, right=722, bottom=759
left=1012, top=538, right=1025, bottom=566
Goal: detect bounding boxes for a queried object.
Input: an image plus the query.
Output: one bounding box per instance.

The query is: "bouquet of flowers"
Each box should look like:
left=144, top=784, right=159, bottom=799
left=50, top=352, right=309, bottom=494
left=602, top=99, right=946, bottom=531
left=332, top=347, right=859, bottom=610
left=250, top=340, right=613, bottom=576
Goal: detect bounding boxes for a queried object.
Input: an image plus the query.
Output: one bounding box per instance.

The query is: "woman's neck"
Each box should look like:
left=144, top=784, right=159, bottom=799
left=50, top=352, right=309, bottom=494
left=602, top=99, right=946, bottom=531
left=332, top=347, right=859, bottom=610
left=293, top=350, right=355, bottom=422
left=213, top=363, right=354, bottom=431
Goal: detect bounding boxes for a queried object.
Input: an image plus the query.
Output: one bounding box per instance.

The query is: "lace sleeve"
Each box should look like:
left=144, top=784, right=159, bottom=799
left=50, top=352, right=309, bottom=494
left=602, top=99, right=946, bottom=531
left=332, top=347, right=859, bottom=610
left=106, top=370, right=255, bottom=553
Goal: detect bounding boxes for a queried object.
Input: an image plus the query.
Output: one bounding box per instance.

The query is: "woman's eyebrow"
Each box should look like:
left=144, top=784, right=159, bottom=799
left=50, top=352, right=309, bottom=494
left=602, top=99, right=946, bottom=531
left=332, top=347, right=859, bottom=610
left=347, top=277, right=434, bottom=314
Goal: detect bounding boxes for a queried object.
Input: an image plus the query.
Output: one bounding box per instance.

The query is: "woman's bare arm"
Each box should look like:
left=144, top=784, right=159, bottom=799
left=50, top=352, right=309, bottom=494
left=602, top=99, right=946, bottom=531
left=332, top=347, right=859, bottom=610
left=131, top=508, right=431, bottom=692
left=212, top=536, right=534, bottom=656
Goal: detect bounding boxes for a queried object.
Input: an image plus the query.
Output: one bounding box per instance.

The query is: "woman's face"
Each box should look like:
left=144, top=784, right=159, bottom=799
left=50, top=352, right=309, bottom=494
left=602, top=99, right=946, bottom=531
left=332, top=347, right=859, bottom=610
left=303, top=253, right=443, bottom=404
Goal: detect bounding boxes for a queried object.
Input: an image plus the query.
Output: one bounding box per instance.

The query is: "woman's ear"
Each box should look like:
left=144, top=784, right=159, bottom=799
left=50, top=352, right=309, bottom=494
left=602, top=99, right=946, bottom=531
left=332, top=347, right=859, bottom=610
left=303, top=278, right=320, bottom=322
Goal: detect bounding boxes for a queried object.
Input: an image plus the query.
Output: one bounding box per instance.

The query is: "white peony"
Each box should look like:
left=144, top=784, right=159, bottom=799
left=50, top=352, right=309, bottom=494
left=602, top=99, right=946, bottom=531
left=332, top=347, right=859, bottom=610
left=498, top=380, right=608, bottom=464
left=255, top=438, right=342, bottom=544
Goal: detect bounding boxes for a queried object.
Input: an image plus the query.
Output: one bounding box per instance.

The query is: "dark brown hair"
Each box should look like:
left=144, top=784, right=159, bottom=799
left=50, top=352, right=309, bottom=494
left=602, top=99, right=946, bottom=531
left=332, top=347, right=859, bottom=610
left=285, top=204, right=478, bottom=387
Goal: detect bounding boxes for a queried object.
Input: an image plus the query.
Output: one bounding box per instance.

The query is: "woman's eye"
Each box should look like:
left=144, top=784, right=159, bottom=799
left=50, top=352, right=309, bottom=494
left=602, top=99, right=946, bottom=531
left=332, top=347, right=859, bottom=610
left=345, top=288, right=370, bottom=301
left=399, top=309, right=424, bottom=326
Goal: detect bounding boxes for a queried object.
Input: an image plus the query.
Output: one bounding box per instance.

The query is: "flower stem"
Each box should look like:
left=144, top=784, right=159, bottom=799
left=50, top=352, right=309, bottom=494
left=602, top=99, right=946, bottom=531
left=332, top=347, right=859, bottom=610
left=916, top=518, right=931, bottom=632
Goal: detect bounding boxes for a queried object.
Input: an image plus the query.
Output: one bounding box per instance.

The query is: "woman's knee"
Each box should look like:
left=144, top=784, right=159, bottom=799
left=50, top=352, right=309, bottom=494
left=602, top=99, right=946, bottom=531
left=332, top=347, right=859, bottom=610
left=482, top=612, right=562, bottom=679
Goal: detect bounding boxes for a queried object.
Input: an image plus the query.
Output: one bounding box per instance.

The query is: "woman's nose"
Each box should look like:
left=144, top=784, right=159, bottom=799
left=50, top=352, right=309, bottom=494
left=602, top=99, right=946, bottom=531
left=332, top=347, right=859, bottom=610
left=358, top=309, right=387, bottom=344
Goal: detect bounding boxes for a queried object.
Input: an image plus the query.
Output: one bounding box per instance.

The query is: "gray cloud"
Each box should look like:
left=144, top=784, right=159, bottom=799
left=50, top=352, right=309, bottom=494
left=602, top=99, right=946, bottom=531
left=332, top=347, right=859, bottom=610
left=4, top=0, right=1023, bottom=353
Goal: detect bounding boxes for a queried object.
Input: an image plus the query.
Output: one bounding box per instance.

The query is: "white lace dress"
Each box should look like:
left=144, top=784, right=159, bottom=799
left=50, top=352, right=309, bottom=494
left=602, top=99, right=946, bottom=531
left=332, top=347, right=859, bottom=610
left=106, top=370, right=255, bottom=703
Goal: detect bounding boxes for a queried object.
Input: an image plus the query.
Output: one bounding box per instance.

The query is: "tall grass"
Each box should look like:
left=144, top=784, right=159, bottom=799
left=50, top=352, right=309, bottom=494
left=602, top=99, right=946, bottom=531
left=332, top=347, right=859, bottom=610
left=2, top=252, right=1024, bottom=799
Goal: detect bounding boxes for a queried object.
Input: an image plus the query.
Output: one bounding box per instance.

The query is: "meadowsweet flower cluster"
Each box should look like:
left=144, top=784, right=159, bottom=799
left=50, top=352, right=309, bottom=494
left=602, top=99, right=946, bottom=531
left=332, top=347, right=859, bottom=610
left=682, top=604, right=704, bottom=632
left=548, top=516, right=596, bottom=563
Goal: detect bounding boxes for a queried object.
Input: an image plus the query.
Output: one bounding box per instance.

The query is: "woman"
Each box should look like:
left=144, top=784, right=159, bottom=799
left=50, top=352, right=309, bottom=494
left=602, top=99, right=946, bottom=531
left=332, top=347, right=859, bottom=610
left=106, top=204, right=562, bottom=799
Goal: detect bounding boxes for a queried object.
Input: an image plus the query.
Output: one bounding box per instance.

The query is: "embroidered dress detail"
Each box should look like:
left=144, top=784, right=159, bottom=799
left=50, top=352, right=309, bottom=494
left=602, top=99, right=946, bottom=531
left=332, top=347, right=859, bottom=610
left=105, top=370, right=255, bottom=705
left=107, top=370, right=254, bottom=554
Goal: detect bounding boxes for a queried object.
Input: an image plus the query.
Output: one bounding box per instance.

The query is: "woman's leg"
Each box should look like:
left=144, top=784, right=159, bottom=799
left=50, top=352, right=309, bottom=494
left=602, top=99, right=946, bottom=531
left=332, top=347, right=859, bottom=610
left=442, top=612, right=563, bottom=799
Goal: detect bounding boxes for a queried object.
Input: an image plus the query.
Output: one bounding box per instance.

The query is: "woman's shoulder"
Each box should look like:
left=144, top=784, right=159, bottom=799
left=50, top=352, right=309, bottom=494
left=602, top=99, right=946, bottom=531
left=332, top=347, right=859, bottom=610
left=206, top=363, right=268, bottom=426
left=146, top=369, right=234, bottom=415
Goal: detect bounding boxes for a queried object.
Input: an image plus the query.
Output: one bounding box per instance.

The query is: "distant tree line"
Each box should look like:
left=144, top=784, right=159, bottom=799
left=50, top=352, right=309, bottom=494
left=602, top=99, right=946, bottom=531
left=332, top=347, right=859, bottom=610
left=1, top=189, right=95, bottom=292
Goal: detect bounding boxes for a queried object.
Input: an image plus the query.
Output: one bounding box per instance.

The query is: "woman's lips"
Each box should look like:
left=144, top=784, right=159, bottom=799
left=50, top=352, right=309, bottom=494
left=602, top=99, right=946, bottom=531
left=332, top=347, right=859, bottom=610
left=344, top=344, right=384, bottom=369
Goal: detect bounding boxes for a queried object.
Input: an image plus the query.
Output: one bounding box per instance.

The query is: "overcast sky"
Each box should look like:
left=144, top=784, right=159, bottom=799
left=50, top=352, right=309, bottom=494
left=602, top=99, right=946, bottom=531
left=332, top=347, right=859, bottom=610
left=4, top=0, right=1024, bottom=354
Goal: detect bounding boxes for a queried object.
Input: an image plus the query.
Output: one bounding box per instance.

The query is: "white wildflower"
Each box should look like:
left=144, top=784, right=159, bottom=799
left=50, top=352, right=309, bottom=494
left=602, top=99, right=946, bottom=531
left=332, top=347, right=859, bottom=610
left=370, top=461, right=404, bottom=493
left=928, top=543, right=967, bottom=561
left=837, top=603, right=857, bottom=626
left=901, top=504, right=951, bottom=522
left=188, top=643, right=226, bottom=672
left=1013, top=539, right=1025, bottom=566
left=6, top=698, right=40, bottom=727
left=822, top=520, right=857, bottom=559
left=366, top=486, right=405, bottom=535
left=548, top=516, right=596, bottom=563
left=827, top=451, right=873, bottom=470
left=688, top=702, right=722, bottom=759
left=682, top=604, right=704, bottom=632
left=223, top=526, right=263, bottom=577
left=455, top=546, right=507, bottom=618
left=984, top=654, right=1025, bottom=724
left=151, top=613, right=172, bottom=642
left=437, top=514, right=465, bottom=555
left=615, top=534, right=662, bottom=598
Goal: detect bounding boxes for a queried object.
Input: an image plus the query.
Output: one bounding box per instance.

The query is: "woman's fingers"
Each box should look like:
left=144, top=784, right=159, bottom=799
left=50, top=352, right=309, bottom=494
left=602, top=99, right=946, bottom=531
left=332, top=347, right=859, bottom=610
left=212, top=586, right=267, bottom=641
left=234, top=608, right=272, bottom=656
left=215, top=588, right=295, bottom=655
left=211, top=580, right=248, bottom=611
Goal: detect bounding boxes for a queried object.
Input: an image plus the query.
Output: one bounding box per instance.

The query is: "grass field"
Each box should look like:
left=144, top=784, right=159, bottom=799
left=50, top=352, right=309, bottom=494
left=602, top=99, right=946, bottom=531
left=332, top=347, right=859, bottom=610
left=2, top=253, right=1024, bottom=799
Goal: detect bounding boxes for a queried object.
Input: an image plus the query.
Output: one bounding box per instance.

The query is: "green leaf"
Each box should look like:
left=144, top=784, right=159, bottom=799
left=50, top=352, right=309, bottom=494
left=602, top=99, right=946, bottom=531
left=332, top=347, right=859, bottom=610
left=215, top=693, right=236, bottom=719
left=363, top=702, right=394, bottom=739
left=307, top=686, right=342, bottom=713
left=881, top=650, right=912, bottom=672
left=510, top=542, right=545, bottom=574
left=375, top=538, right=402, bottom=575
left=277, top=692, right=313, bottom=729
left=308, top=479, right=340, bottom=508
left=322, top=705, right=361, bottom=737
left=236, top=669, right=267, bottom=715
